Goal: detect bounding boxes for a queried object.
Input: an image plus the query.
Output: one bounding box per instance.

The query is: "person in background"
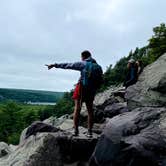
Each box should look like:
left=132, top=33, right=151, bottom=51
left=136, top=60, right=144, bottom=79
left=123, top=59, right=138, bottom=88
left=46, top=51, right=103, bottom=138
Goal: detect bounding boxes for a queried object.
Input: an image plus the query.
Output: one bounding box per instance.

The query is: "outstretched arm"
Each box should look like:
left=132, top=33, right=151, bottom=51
left=46, top=62, right=85, bottom=71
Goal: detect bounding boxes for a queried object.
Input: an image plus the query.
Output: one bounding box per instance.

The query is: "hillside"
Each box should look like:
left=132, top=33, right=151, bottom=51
left=0, top=88, right=64, bottom=103
left=101, top=23, right=166, bottom=90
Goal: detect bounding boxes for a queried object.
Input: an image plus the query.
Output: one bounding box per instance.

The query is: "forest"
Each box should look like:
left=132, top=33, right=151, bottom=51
left=0, top=88, right=64, bottom=103
left=0, top=91, right=73, bottom=144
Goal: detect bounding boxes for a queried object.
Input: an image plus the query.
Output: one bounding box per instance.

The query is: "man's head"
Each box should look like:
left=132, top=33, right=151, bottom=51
left=81, top=50, right=91, bottom=60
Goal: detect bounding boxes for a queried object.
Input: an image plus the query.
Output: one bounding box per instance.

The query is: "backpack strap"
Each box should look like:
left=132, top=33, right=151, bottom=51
left=82, top=61, right=92, bottom=86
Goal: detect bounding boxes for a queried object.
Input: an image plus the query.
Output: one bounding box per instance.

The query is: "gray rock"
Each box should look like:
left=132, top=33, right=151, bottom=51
left=104, top=102, right=128, bottom=118
left=43, top=114, right=70, bottom=127
left=94, top=88, right=116, bottom=106
left=80, top=103, right=88, bottom=120
left=20, top=115, right=72, bottom=144
left=19, top=127, right=28, bottom=144
left=43, top=116, right=58, bottom=125
left=93, top=118, right=111, bottom=134
left=24, top=121, right=60, bottom=140
left=153, top=73, right=166, bottom=93
left=20, top=121, right=59, bottom=144
left=92, top=102, right=128, bottom=124
left=94, top=86, right=124, bottom=106
left=58, top=119, right=73, bottom=130
left=0, top=131, right=98, bottom=166
left=90, top=107, right=166, bottom=166
left=126, top=53, right=166, bottom=110
left=9, top=144, right=17, bottom=151
left=0, top=142, right=12, bottom=158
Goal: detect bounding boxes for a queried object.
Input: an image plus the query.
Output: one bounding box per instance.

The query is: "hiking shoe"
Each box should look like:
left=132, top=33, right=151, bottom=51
left=72, top=129, right=79, bottom=137
left=86, top=130, right=93, bottom=138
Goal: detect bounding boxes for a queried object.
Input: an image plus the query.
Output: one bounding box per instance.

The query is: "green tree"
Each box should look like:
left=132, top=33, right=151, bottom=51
left=148, top=23, right=166, bottom=60
left=53, top=91, right=74, bottom=117
left=38, top=106, right=54, bottom=121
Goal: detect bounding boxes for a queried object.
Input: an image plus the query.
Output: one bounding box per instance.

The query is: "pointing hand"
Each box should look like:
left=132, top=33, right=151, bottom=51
left=45, top=64, right=55, bottom=70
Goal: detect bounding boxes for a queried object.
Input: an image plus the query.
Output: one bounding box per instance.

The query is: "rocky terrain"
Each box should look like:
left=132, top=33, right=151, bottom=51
left=90, top=53, right=166, bottom=166
left=0, top=53, right=166, bottom=166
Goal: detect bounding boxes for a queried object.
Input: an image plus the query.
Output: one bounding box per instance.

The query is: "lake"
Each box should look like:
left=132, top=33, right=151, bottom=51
left=25, top=101, right=56, bottom=105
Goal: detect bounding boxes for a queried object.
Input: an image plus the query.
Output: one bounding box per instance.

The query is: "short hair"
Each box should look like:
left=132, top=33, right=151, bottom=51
left=81, top=50, right=91, bottom=59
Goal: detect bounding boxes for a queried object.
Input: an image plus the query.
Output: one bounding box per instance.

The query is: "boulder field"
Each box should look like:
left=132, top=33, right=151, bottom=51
left=0, top=53, right=166, bottom=166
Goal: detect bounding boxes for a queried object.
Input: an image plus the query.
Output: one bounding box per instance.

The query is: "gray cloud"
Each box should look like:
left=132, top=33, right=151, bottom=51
left=0, top=0, right=166, bottom=91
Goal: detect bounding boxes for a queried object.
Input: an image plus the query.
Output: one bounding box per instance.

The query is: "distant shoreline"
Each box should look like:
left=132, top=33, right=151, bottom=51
left=25, top=101, right=56, bottom=105
left=0, top=88, right=64, bottom=104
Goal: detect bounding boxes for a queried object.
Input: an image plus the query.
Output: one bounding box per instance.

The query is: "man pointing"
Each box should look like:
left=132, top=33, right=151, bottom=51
left=46, top=50, right=103, bottom=137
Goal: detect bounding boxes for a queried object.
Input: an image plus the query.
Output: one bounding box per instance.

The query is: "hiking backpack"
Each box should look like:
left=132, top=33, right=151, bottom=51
left=82, top=60, right=103, bottom=90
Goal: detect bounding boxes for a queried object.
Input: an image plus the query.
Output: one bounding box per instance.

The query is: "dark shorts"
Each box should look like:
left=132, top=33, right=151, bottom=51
left=72, top=83, right=95, bottom=102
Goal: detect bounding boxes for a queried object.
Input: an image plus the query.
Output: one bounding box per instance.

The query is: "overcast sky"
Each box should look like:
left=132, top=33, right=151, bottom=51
left=0, top=0, right=165, bottom=92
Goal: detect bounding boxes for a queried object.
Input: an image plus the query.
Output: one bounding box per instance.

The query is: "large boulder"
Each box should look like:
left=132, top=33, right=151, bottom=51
left=20, top=121, right=60, bottom=144
left=104, top=102, right=128, bottom=118
left=92, top=87, right=126, bottom=123
left=90, top=107, right=166, bottom=166
left=126, top=53, right=166, bottom=110
left=20, top=115, right=73, bottom=144
left=43, top=115, right=73, bottom=130
left=43, top=114, right=71, bottom=127
left=92, top=102, right=128, bottom=124
left=94, top=86, right=125, bottom=106
left=0, top=131, right=98, bottom=166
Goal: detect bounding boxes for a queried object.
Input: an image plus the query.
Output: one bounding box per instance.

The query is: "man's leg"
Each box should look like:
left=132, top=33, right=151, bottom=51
left=85, top=101, right=94, bottom=135
left=73, top=99, right=82, bottom=135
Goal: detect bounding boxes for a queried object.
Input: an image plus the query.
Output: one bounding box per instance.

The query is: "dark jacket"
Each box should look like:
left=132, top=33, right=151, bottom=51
left=124, top=64, right=138, bottom=88
left=54, top=57, right=97, bottom=83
